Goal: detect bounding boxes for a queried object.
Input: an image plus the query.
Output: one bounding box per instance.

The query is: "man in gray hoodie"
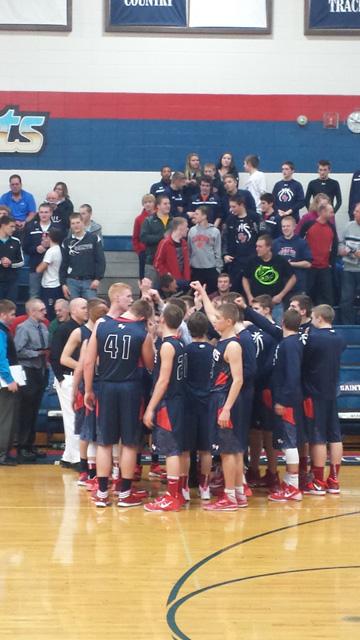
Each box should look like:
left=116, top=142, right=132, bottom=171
left=187, top=206, right=222, bottom=294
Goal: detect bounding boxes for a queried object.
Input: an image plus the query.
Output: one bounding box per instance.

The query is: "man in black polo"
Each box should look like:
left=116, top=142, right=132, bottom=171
left=60, top=212, right=105, bottom=300
left=0, top=216, right=24, bottom=302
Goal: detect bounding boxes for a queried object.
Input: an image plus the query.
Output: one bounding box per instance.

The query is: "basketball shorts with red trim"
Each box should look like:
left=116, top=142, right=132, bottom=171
left=303, top=396, right=342, bottom=445
left=152, top=396, right=185, bottom=457
left=209, top=392, right=245, bottom=454
left=272, top=404, right=303, bottom=451
left=251, top=387, right=274, bottom=432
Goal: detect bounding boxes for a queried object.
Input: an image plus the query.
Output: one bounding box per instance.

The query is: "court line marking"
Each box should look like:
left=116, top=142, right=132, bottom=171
left=167, top=565, right=360, bottom=640
left=167, top=509, right=360, bottom=606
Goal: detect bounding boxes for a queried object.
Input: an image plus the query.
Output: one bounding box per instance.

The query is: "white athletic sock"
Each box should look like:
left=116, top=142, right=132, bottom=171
left=287, top=473, right=299, bottom=489
left=225, top=488, right=236, bottom=500
left=235, top=485, right=244, bottom=495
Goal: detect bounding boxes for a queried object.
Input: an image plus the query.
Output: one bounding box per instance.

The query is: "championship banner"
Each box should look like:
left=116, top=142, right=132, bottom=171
left=305, top=0, right=360, bottom=35
left=106, top=0, right=272, bottom=33
left=0, top=0, right=71, bottom=31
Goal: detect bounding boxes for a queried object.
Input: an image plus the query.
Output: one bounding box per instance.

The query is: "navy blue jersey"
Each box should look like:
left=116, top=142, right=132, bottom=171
left=96, top=316, right=147, bottom=382
left=272, top=334, right=304, bottom=406
left=302, top=327, right=346, bottom=398
left=210, top=337, right=241, bottom=393
left=237, top=329, right=257, bottom=386
left=153, top=336, right=186, bottom=400
left=80, top=324, right=92, bottom=343
left=185, top=341, right=213, bottom=398
left=247, top=323, right=278, bottom=388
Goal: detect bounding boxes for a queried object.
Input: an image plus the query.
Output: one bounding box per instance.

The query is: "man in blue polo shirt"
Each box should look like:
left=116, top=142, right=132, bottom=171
left=0, top=174, right=36, bottom=233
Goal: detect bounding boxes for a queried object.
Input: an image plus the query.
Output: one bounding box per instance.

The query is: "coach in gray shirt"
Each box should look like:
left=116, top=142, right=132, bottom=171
left=14, top=298, right=49, bottom=461
left=188, top=206, right=222, bottom=294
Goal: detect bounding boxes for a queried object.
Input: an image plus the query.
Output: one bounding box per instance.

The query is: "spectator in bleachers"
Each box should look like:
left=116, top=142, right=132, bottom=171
left=208, top=272, right=232, bottom=300
left=188, top=206, right=222, bottom=294
left=187, top=176, right=223, bottom=227
left=222, top=174, right=257, bottom=218
left=258, top=193, right=282, bottom=238
left=60, top=212, right=106, bottom=301
left=168, top=171, right=187, bottom=217
left=36, top=228, right=63, bottom=320
left=140, top=194, right=173, bottom=282
left=0, top=205, right=11, bottom=219
left=203, top=162, right=224, bottom=197
left=273, top=216, right=312, bottom=304
left=23, top=202, right=62, bottom=298
left=0, top=174, right=36, bottom=233
left=243, top=154, right=267, bottom=213
left=14, top=298, right=49, bottom=463
left=48, top=299, right=70, bottom=342
left=132, top=194, right=156, bottom=280
left=0, top=216, right=24, bottom=303
left=295, top=193, right=330, bottom=235
left=46, top=190, right=69, bottom=237
left=158, top=273, right=179, bottom=299
left=305, top=160, right=342, bottom=214
left=0, top=299, right=19, bottom=466
left=150, top=165, right=172, bottom=197
left=50, top=297, right=88, bottom=468
left=52, top=182, right=74, bottom=233
left=184, top=152, right=202, bottom=202
left=222, top=195, right=259, bottom=292
left=79, top=204, right=103, bottom=242
left=338, top=202, right=360, bottom=324
left=299, top=203, right=337, bottom=306
left=272, top=161, right=305, bottom=222
left=153, top=216, right=190, bottom=291
left=216, top=151, right=239, bottom=182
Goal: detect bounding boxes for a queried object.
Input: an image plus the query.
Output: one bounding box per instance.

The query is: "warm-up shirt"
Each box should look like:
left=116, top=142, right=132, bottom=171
left=305, top=177, right=342, bottom=213
left=272, top=179, right=305, bottom=222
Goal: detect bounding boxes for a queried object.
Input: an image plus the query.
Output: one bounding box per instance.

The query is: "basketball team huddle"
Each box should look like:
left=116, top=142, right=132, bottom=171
left=73, top=280, right=345, bottom=512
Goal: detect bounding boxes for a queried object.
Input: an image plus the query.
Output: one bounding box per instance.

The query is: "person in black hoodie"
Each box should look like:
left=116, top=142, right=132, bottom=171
left=0, top=299, right=19, bottom=465
left=60, top=212, right=106, bottom=300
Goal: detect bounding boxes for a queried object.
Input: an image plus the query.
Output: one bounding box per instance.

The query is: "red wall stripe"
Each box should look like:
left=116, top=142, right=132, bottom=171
left=0, top=91, right=358, bottom=121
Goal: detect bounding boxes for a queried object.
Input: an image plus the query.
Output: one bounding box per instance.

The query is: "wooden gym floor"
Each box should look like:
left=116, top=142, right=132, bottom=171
left=0, top=465, right=359, bottom=640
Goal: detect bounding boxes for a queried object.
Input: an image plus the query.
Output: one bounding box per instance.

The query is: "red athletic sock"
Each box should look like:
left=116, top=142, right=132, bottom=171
left=199, top=473, right=209, bottom=487
left=299, top=456, right=308, bottom=475
left=312, top=466, right=324, bottom=482
left=167, top=476, right=179, bottom=498
left=329, top=464, right=340, bottom=480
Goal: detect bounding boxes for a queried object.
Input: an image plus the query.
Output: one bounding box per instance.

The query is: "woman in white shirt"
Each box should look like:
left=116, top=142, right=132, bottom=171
left=36, top=228, right=63, bottom=320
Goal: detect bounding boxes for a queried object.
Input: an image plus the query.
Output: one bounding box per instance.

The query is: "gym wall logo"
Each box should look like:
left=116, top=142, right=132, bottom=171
left=0, top=106, right=48, bottom=154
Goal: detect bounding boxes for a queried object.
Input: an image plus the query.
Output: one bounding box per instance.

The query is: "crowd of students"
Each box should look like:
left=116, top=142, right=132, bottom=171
left=133, top=155, right=360, bottom=325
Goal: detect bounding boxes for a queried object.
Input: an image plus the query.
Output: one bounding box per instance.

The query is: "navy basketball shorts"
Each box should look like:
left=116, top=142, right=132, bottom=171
left=240, top=383, right=254, bottom=449
left=303, top=396, right=342, bottom=445
left=209, top=392, right=245, bottom=454
left=251, top=388, right=274, bottom=432
left=152, top=396, right=185, bottom=457
left=96, top=380, right=143, bottom=446
left=184, top=395, right=210, bottom=452
left=272, top=404, right=303, bottom=451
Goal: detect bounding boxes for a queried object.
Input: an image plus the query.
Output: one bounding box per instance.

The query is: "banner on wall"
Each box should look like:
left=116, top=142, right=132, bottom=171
left=0, top=0, right=71, bottom=31
left=106, top=0, right=272, bottom=33
left=305, top=0, right=360, bottom=35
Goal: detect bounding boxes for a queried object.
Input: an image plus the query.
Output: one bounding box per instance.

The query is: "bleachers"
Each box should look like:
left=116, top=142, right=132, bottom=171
left=335, top=325, right=360, bottom=434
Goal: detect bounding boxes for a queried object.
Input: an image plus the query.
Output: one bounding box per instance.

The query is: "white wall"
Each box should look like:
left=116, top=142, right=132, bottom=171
left=0, top=0, right=359, bottom=94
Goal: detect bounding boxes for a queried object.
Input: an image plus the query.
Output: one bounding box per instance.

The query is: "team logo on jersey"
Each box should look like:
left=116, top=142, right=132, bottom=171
left=0, top=106, right=48, bottom=154
left=277, top=187, right=294, bottom=203
left=254, top=265, right=279, bottom=286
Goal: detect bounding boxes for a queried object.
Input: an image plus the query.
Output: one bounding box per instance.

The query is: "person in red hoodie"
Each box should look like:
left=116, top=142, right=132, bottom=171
left=154, top=217, right=190, bottom=292
left=132, top=194, right=155, bottom=280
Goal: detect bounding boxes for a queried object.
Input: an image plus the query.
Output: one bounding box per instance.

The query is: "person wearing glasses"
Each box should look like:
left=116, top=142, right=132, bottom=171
left=14, top=299, right=49, bottom=462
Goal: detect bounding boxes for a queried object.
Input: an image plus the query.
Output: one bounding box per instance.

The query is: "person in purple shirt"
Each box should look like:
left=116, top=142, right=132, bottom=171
left=0, top=174, right=36, bottom=233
